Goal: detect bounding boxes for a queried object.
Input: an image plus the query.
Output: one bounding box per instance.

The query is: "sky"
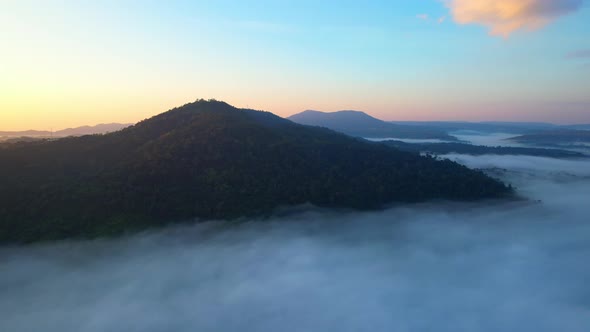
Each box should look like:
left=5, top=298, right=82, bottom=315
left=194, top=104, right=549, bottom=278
left=1, top=0, right=589, bottom=130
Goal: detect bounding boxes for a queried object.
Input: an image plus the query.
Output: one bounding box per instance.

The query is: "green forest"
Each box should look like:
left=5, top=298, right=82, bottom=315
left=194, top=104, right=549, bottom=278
left=0, top=100, right=513, bottom=243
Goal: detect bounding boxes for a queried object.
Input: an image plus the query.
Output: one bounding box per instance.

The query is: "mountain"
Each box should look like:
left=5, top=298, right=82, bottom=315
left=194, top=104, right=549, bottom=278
left=381, top=140, right=587, bottom=159
left=55, top=123, right=132, bottom=136
left=0, top=130, right=53, bottom=137
left=390, top=121, right=590, bottom=135
left=508, top=130, right=590, bottom=145
left=389, top=121, right=558, bottom=135
left=0, top=137, right=46, bottom=144
left=562, top=124, right=590, bottom=131
left=0, top=123, right=132, bottom=138
left=288, top=110, right=457, bottom=140
left=0, top=100, right=512, bottom=243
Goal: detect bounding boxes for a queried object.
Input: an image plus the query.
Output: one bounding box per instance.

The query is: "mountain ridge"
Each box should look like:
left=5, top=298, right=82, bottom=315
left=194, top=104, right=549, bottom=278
left=289, top=110, right=457, bottom=141
left=0, top=123, right=132, bottom=138
left=507, top=130, right=590, bottom=146
left=0, top=99, right=512, bottom=243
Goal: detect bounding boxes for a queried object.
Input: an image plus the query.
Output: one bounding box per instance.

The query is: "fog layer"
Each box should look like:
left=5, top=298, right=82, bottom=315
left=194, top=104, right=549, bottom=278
left=366, top=138, right=453, bottom=144
left=451, top=132, right=525, bottom=147
left=1, top=154, right=590, bottom=332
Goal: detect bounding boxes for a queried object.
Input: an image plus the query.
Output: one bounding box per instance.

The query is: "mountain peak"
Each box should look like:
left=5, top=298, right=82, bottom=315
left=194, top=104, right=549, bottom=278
left=299, top=109, right=371, bottom=116
left=0, top=100, right=510, bottom=243
left=288, top=109, right=456, bottom=140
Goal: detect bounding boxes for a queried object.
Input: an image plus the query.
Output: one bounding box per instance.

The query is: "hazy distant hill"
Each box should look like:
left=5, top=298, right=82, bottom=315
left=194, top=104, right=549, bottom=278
left=56, top=123, right=132, bottom=136
left=390, top=121, right=590, bottom=135
left=381, top=140, right=587, bottom=159
left=561, top=124, right=590, bottom=131
left=0, top=130, right=53, bottom=137
left=390, top=121, right=558, bottom=134
left=288, top=110, right=457, bottom=140
left=508, top=130, right=590, bottom=145
left=0, top=123, right=131, bottom=138
left=0, top=100, right=511, bottom=243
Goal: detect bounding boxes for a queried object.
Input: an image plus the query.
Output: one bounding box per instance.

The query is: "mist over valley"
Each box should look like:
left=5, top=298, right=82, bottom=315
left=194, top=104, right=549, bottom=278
left=2, top=128, right=590, bottom=331
left=3, top=1, right=590, bottom=329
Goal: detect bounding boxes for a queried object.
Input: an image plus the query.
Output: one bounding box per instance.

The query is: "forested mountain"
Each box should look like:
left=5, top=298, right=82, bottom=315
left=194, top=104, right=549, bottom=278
left=381, top=140, right=587, bottom=158
left=0, top=137, right=47, bottom=144
left=0, top=100, right=512, bottom=243
left=288, top=110, right=457, bottom=140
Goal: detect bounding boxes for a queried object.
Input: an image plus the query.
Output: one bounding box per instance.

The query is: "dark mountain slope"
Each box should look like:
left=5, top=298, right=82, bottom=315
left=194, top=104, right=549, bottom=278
left=289, top=110, right=457, bottom=140
left=0, top=100, right=511, bottom=243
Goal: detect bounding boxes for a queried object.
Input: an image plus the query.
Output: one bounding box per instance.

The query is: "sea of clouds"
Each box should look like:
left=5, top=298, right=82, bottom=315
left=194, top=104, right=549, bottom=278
left=2, top=151, right=590, bottom=331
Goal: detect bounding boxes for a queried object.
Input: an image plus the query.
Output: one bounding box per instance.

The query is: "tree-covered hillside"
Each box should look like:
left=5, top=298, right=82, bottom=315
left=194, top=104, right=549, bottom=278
left=0, top=100, right=513, bottom=243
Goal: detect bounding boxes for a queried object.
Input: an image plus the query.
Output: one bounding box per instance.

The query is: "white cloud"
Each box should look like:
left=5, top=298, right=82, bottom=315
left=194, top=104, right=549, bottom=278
left=445, top=0, right=583, bottom=37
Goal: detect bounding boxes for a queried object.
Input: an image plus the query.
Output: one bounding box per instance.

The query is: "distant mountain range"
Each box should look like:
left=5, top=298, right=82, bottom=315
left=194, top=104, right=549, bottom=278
left=0, top=100, right=511, bottom=243
left=563, top=124, right=590, bottom=131
left=288, top=111, right=590, bottom=140
left=390, top=121, right=590, bottom=135
left=288, top=110, right=457, bottom=141
left=381, top=140, right=587, bottom=159
left=0, top=123, right=132, bottom=138
left=507, top=130, right=590, bottom=145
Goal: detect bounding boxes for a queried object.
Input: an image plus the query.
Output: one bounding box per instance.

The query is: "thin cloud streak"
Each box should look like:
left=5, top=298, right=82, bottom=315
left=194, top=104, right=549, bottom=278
left=567, top=49, right=590, bottom=59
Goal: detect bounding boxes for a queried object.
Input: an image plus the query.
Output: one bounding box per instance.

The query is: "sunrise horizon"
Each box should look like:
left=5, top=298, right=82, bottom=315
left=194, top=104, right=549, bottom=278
left=2, top=0, right=589, bottom=131
left=3, top=2, right=590, bottom=329
left=3, top=97, right=590, bottom=133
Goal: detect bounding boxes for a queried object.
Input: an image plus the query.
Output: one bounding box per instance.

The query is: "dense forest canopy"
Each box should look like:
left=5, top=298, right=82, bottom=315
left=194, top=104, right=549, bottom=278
left=0, top=100, right=513, bottom=243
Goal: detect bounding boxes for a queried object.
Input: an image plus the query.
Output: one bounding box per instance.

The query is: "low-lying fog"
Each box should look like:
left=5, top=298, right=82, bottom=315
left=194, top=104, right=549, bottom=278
left=365, top=138, right=453, bottom=144
left=451, top=132, right=525, bottom=147
left=2, top=153, right=590, bottom=331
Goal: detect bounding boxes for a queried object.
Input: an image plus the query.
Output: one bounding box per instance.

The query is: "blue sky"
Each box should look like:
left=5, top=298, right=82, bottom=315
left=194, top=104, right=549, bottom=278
left=1, top=0, right=589, bottom=130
